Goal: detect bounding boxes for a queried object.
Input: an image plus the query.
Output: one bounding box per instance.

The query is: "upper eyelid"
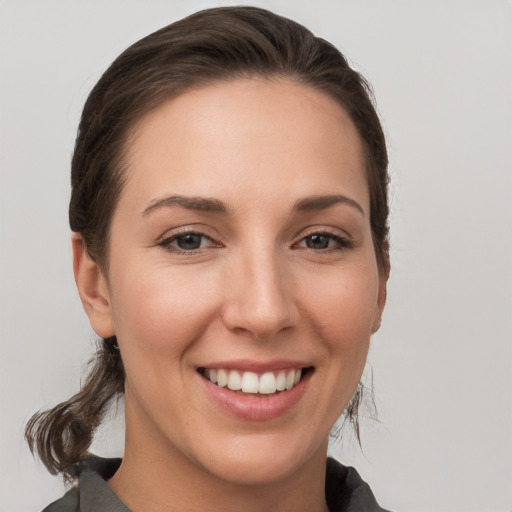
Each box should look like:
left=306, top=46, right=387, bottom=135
left=158, top=232, right=221, bottom=255
left=293, top=225, right=351, bottom=242
left=163, top=231, right=213, bottom=242
left=160, top=231, right=217, bottom=246
left=295, top=233, right=349, bottom=247
left=292, top=227, right=354, bottom=252
left=155, top=225, right=351, bottom=247
left=157, top=225, right=224, bottom=244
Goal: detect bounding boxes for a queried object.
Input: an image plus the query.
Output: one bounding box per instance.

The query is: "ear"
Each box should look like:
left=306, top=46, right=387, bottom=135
left=72, top=235, right=115, bottom=338
left=372, top=261, right=389, bottom=334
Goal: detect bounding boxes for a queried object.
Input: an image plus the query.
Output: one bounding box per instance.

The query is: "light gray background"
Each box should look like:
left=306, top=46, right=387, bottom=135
left=1, top=1, right=511, bottom=511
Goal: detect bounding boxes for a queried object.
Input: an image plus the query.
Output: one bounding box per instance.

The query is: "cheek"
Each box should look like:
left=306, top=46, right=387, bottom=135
left=293, top=263, right=379, bottom=427
left=301, top=263, right=379, bottom=346
left=298, top=260, right=380, bottom=403
left=109, top=259, right=221, bottom=355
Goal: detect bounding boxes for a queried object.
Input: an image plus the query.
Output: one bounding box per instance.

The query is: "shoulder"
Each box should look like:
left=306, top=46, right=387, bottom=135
left=41, top=457, right=128, bottom=512
left=325, top=457, right=392, bottom=512
left=42, top=487, right=79, bottom=512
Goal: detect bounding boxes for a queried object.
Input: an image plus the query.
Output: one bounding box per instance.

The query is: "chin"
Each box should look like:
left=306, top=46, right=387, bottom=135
left=194, top=432, right=325, bottom=486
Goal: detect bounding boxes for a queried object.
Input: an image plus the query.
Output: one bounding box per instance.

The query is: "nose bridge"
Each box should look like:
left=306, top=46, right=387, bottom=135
left=223, top=241, right=297, bottom=339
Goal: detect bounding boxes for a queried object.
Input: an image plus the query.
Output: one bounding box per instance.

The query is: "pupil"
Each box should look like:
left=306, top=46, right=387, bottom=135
left=307, top=234, right=329, bottom=249
left=177, top=234, right=202, bottom=250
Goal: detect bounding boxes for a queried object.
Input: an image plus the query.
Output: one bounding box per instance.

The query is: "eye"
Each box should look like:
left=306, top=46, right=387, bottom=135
left=296, top=232, right=352, bottom=251
left=159, top=231, right=218, bottom=252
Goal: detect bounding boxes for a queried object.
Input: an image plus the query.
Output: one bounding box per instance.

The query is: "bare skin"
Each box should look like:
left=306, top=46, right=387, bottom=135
left=74, top=78, right=387, bottom=512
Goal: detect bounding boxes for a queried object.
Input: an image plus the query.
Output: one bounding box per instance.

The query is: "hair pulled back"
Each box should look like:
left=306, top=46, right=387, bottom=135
left=26, top=6, right=389, bottom=481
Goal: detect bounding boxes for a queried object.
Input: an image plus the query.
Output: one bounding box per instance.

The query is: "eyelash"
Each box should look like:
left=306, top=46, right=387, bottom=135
left=294, top=231, right=354, bottom=252
left=158, top=229, right=353, bottom=254
left=158, top=230, right=219, bottom=253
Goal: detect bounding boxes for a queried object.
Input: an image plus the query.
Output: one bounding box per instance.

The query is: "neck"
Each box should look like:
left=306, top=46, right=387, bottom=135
left=109, top=411, right=329, bottom=512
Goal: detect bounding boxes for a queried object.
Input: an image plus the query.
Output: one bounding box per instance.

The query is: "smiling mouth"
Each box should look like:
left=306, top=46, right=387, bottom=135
left=198, top=367, right=313, bottom=396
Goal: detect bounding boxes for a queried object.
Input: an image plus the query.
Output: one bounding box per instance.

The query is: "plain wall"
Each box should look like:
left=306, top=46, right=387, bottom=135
left=1, top=1, right=511, bottom=511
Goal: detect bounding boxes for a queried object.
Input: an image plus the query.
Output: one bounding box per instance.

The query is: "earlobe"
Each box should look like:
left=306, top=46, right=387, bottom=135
left=72, top=235, right=115, bottom=338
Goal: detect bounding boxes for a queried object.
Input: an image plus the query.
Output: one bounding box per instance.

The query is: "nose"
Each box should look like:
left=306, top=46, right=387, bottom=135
left=221, top=248, right=299, bottom=340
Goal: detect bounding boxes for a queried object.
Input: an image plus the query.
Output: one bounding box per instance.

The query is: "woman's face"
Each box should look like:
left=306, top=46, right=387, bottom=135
left=89, top=78, right=386, bottom=485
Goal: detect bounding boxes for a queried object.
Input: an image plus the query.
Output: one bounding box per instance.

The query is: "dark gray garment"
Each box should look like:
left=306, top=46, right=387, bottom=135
left=42, top=457, right=391, bottom=512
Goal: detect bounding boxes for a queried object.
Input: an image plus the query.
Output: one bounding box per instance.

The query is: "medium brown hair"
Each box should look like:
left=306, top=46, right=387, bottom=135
left=26, top=6, right=389, bottom=481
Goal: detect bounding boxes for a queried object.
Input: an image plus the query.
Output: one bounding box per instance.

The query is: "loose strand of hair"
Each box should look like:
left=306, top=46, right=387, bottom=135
left=25, top=337, right=124, bottom=481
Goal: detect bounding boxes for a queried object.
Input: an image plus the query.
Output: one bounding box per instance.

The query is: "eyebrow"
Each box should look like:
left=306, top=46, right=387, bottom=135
left=142, top=193, right=364, bottom=218
left=142, top=195, right=230, bottom=216
left=293, top=194, right=365, bottom=216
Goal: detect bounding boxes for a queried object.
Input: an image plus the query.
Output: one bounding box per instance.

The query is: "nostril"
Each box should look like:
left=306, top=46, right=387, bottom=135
left=220, top=272, right=299, bottom=339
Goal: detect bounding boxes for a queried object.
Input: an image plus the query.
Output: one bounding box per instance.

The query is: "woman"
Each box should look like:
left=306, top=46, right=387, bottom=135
left=26, top=6, right=390, bottom=512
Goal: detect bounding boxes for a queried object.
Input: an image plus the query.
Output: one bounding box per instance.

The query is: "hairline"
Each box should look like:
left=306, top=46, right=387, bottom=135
left=95, top=72, right=383, bottom=273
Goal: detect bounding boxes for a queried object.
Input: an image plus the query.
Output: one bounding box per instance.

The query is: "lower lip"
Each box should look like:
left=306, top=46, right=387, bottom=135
left=199, top=370, right=312, bottom=421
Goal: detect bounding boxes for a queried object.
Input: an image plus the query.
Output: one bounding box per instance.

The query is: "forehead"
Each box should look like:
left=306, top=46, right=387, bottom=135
left=122, top=78, right=368, bottom=211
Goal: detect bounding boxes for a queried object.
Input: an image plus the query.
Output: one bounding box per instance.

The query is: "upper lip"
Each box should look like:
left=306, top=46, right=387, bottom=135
left=197, top=359, right=312, bottom=373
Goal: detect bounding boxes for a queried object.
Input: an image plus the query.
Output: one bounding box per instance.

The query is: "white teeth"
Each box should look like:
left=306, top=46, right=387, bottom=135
left=227, top=370, right=242, bottom=391
left=241, top=371, right=259, bottom=393
left=205, top=368, right=304, bottom=394
left=217, top=369, right=228, bottom=387
left=285, top=370, right=295, bottom=390
left=276, top=371, right=286, bottom=391
left=259, top=372, right=277, bottom=394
